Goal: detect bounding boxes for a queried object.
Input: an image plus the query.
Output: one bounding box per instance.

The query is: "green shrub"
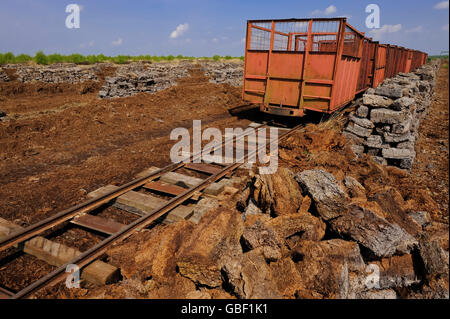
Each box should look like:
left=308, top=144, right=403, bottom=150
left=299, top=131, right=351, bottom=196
left=0, top=54, right=7, bottom=65
left=47, top=53, right=65, bottom=64
left=114, top=55, right=129, bottom=64
left=68, top=53, right=86, bottom=64
left=132, top=55, right=152, bottom=62
left=6, top=52, right=14, bottom=63
left=96, top=54, right=108, bottom=62
left=14, top=54, right=32, bottom=63
left=34, top=51, right=48, bottom=65
left=0, top=53, right=244, bottom=65
left=86, top=55, right=99, bottom=64
left=0, top=52, right=15, bottom=64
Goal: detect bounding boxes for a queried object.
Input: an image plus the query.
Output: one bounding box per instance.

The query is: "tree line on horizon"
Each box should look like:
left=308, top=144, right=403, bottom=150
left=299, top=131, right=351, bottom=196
left=0, top=51, right=245, bottom=65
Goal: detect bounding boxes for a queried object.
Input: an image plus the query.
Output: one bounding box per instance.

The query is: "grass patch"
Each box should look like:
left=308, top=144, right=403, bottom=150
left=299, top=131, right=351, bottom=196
left=0, top=52, right=245, bottom=65
left=428, top=55, right=449, bottom=62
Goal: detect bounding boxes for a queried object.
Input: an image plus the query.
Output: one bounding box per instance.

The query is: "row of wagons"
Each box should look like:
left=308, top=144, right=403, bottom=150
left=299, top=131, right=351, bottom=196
left=242, top=18, right=428, bottom=117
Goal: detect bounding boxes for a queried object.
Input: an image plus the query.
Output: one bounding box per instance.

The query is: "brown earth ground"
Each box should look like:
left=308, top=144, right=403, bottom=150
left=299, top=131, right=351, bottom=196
left=0, top=66, right=255, bottom=291
left=0, top=67, right=251, bottom=225
left=0, top=61, right=448, bottom=298
left=410, top=62, right=449, bottom=224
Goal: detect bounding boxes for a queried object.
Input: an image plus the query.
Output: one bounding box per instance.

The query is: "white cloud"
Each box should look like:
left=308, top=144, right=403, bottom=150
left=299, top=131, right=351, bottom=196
left=112, top=38, right=123, bottom=46
left=241, top=37, right=246, bottom=44
left=368, top=24, right=402, bottom=40
left=170, top=23, right=189, bottom=39
left=442, top=24, right=449, bottom=31
left=211, top=38, right=219, bottom=43
left=434, top=1, right=449, bottom=9
left=324, top=5, right=337, bottom=15
left=311, top=5, right=337, bottom=16
left=405, top=25, right=423, bottom=33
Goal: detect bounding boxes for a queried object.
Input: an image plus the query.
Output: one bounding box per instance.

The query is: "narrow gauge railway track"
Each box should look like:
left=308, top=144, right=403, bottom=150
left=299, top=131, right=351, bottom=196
left=0, top=121, right=304, bottom=299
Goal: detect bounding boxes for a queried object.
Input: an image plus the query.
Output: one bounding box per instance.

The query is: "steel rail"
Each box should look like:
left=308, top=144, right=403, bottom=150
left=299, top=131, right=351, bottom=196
left=0, top=122, right=270, bottom=252
left=12, top=123, right=304, bottom=299
left=0, top=287, right=14, bottom=299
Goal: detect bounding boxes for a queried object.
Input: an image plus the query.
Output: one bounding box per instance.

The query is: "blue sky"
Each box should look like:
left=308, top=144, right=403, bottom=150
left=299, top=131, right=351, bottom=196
left=0, top=0, right=448, bottom=56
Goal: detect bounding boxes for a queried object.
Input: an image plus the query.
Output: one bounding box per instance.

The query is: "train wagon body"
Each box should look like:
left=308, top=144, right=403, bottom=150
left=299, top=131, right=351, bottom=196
left=242, top=17, right=428, bottom=117
left=356, top=38, right=377, bottom=93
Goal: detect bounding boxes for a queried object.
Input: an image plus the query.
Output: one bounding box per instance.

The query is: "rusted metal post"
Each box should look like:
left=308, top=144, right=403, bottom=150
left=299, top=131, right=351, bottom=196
left=287, top=32, right=292, bottom=51
left=242, top=21, right=251, bottom=101
left=263, top=21, right=276, bottom=105
left=298, top=19, right=313, bottom=111
left=329, top=18, right=346, bottom=111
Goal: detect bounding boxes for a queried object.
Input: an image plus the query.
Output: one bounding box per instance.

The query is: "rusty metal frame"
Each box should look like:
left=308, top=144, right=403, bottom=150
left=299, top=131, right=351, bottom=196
left=298, top=19, right=313, bottom=113
left=328, top=18, right=346, bottom=112
left=242, top=17, right=428, bottom=117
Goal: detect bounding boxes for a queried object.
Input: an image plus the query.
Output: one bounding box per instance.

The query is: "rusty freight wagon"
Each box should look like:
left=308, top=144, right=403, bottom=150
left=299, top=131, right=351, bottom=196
left=242, top=17, right=428, bottom=117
